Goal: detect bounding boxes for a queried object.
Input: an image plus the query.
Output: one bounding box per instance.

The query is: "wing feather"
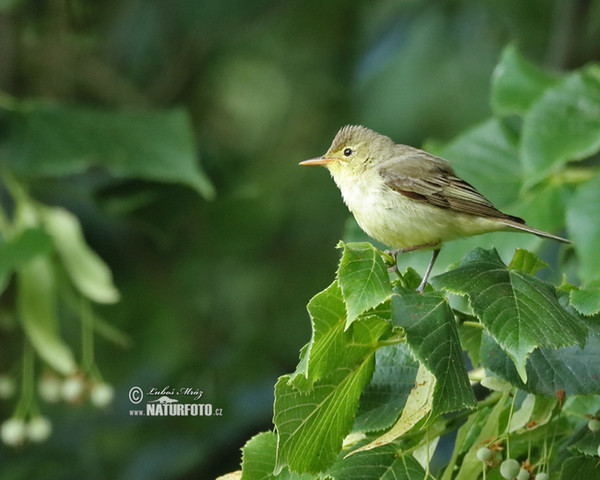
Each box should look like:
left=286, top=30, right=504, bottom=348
left=379, top=147, right=525, bottom=223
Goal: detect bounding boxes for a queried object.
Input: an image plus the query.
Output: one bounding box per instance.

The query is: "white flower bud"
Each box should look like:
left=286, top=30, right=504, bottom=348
left=26, top=416, right=52, bottom=442
left=90, top=383, right=114, bottom=408
left=62, top=376, right=85, bottom=403
left=1, top=418, right=26, bottom=446
left=39, top=375, right=62, bottom=403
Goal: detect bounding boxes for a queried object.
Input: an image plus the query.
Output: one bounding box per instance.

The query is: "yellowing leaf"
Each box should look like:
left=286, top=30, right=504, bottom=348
left=41, top=206, right=119, bottom=304
left=350, top=364, right=435, bottom=454
left=17, top=256, right=77, bottom=375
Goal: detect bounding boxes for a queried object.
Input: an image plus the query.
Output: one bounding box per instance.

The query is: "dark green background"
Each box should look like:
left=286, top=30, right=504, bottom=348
left=0, top=0, right=599, bottom=478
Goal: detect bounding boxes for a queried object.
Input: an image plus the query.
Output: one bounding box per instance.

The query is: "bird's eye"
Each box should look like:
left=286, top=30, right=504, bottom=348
left=343, top=148, right=353, bottom=157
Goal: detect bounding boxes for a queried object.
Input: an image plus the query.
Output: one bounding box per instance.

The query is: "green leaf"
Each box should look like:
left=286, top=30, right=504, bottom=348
left=508, top=248, right=548, bottom=275
left=480, top=331, right=600, bottom=395
left=353, top=364, right=436, bottom=454
left=391, top=289, right=476, bottom=413
left=567, top=175, right=600, bottom=284
left=41, top=206, right=120, bottom=304
left=353, top=344, right=419, bottom=433
left=17, top=256, right=77, bottom=375
left=291, top=282, right=390, bottom=391
left=326, top=444, right=426, bottom=480
left=240, top=431, right=313, bottom=480
left=435, top=118, right=521, bottom=209
left=521, top=65, right=600, bottom=186
left=5, top=104, right=215, bottom=199
left=570, top=285, right=600, bottom=316
left=336, top=242, right=392, bottom=328
left=511, top=179, right=570, bottom=234
left=0, top=227, right=53, bottom=292
left=274, top=359, right=375, bottom=474
left=507, top=393, right=536, bottom=432
left=432, top=248, right=588, bottom=382
left=490, top=44, right=559, bottom=116
left=568, top=424, right=600, bottom=457
left=291, top=281, right=345, bottom=388
left=456, top=319, right=482, bottom=368
left=241, top=431, right=277, bottom=480
left=558, top=456, right=600, bottom=480
left=276, top=287, right=391, bottom=473
left=529, top=395, right=558, bottom=429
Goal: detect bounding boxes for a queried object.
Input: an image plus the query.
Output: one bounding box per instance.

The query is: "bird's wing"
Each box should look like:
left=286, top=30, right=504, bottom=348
left=379, top=147, right=525, bottom=223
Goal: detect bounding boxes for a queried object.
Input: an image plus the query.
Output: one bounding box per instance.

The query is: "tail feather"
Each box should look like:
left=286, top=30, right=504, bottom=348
left=498, top=219, right=570, bottom=244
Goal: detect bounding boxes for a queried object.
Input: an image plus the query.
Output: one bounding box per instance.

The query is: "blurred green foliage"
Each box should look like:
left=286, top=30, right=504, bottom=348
left=0, top=0, right=599, bottom=479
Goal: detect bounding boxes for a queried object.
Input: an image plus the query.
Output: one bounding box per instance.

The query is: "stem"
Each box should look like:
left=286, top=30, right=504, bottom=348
left=377, top=334, right=406, bottom=347
left=15, top=340, right=35, bottom=417
left=462, top=321, right=483, bottom=329
left=505, top=389, right=518, bottom=458
left=424, top=428, right=429, bottom=477
left=81, top=297, right=95, bottom=374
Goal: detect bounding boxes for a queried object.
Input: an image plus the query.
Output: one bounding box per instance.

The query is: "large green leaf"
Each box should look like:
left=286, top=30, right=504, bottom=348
left=521, top=65, right=600, bottom=186
left=240, top=431, right=313, bottom=480
left=567, top=175, right=600, bottom=283
left=480, top=330, right=600, bottom=396
left=569, top=423, right=600, bottom=457
left=274, top=359, right=376, bottom=474
left=558, top=456, right=600, bottom=480
left=570, top=284, right=600, bottom=317
left=432, top=248, right=588, bottom=382
left=5, top=104, right=215, bottom=198
left=326, top=444, right=426, bottom=480
left=490, top=44, right=559, bottom=116
left=291, top=281, right=346, bottom=389
left=353, top=344, right=419, bottom=434
left=391, top=289, right=476, bottom=414
left=336, top=242, right=392, bottom=328
left=291, top=282, right=391, bottom=391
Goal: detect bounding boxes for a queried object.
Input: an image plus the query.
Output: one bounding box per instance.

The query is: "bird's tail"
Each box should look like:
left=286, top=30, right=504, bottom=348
left=498, top=219, right=570, bottom=244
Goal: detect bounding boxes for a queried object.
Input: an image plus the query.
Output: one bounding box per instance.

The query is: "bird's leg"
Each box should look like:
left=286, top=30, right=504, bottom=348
left=382, top=250, right=399, bottom=272
left=417, top=248, right=441, bottom=293
left=383, top=242, right=441, bottom=290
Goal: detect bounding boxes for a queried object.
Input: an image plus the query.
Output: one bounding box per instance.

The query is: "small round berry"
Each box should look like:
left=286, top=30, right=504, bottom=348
left=500, top=458, right=520, bottom=479
left=62, top=376, right=85, bottom=402
left=26, top=416, right=52, bottom=442
left=39, top=375, right=62, bottom=403
left=476, top=447, right=492, bottom=462
left=588, top=418, right=600, bottom=432
left=1, top=418, right=26, bottom=446
left=535, top=473, right=549, bottom=480
left=90, top=383, right=114, bottom=408
left=517, top=468, right=529, bottom=480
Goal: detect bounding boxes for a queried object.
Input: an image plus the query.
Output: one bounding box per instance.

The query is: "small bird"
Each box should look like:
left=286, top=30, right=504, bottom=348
left=300, top=125, right=569, bottom=292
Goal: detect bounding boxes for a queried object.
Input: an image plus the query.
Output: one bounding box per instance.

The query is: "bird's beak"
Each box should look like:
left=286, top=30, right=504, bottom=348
left=299, top=157, right=335, bottom=166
